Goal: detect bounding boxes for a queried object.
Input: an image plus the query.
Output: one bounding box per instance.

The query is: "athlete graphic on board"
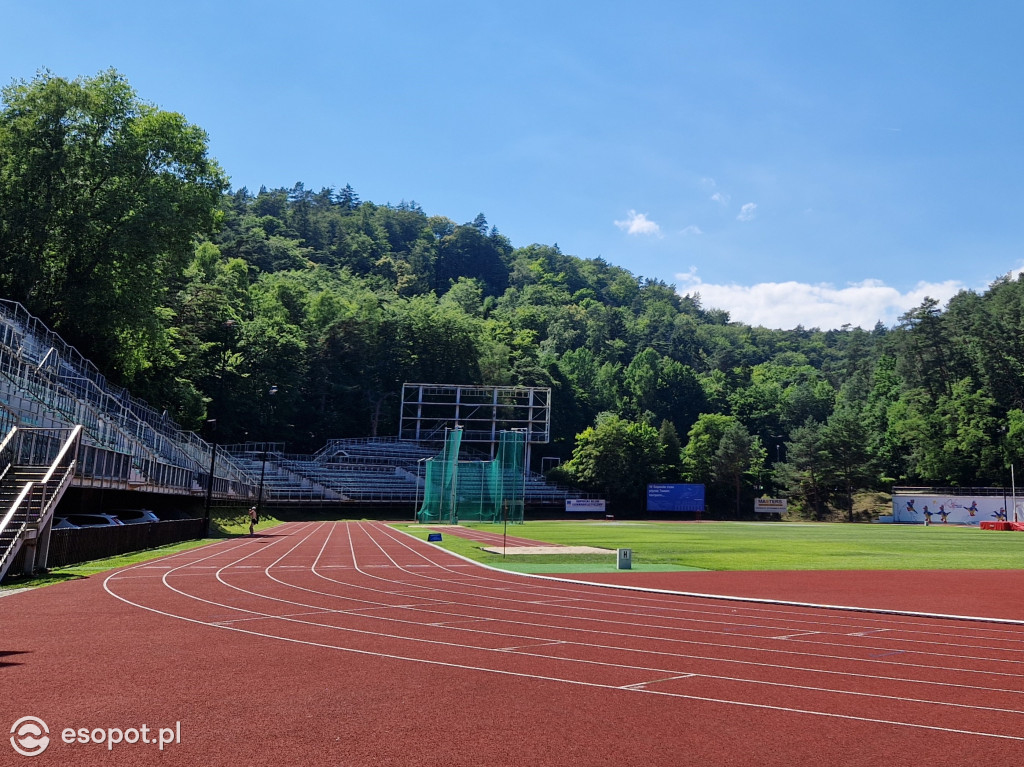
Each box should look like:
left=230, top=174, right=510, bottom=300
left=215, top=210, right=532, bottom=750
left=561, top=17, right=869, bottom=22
left=922, top=505, right=933, bottom=524
left=966, top=501, right=979, bottom=517
left=993, top=507, right=1008, bottom=522
left=936, top=505, right=950, bottom=524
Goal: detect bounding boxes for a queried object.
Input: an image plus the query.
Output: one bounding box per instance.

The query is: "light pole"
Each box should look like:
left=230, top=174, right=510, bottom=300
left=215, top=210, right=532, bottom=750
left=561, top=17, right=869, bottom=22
left=414, top=456, right=428, bottom=521
left=203, top=418, right=217, bottom=537
left=256, top=451, right=268, bottom=516
left=256, top=385, right=278, bottom=514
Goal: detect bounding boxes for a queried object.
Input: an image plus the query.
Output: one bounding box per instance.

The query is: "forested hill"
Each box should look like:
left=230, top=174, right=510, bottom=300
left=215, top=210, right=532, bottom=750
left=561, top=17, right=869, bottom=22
left=3, top=70, right=1024, bottom=515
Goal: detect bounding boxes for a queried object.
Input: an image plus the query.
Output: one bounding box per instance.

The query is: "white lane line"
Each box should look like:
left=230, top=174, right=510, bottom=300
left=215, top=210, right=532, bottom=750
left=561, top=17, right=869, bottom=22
left=380, top=525, right=1024, bottom=650
left=495, top=641, right=567, bottom=652
left=622, top=674, right=698, bottom=690
left=319, top=525, right=1024, bottom=691
left=102, top=567, right=1024, bottom=743
left=774, top=632, right=822, bottom=640
left=429, top=619, right=494, bottom=627
left=102, top=522, right=1024, bottom=740
left=369, top=525, right=1024, bottom=669
left=212, top=609, right=333, bottom=626
left=312, top=525, right=1024, bottom=705
left=389, top=525, right=1024, bottom=636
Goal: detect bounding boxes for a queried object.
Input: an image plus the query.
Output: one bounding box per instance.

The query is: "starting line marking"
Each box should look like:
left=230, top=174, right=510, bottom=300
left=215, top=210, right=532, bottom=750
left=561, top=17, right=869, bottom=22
left=621, top=674, right=698, bottom=690
left=496, top=640, right=568, bottom=652
left=773, top=632, right=822, bottom=640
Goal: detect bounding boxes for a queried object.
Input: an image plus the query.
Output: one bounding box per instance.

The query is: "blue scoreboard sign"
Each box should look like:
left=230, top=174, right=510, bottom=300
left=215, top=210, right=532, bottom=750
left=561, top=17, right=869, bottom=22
left=647, top=483, right=705, bottom=512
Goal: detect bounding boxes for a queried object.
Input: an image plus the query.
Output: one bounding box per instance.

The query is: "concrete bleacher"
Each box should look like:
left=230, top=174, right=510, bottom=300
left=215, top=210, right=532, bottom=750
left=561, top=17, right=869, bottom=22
left=278, top=437, right=579, bottom=507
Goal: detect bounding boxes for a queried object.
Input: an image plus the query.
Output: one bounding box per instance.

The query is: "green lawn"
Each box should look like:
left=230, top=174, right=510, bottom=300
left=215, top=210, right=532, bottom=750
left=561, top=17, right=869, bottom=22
left=394, top=520, right=1024, bottom=572
left=0, top=510, right=285, bottom=591
left=6, top=518, right=1020, bottom=593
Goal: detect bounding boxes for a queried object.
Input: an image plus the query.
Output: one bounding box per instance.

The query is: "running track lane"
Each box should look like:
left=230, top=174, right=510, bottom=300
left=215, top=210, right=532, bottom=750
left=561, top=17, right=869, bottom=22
left=0, top=522, right=1020, bottom=766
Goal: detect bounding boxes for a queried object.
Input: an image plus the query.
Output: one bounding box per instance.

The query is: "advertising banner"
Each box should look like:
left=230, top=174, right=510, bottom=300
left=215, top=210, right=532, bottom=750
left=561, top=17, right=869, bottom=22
left=891, top=493, right=1011, bottom=526
left=566, top=498, right=606, bottom=512
left=647, top=484, right=705, bottom=512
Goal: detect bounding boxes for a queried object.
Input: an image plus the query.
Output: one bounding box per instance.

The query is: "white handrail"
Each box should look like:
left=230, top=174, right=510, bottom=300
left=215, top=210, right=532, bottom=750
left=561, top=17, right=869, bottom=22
left=0, top=481, right=34, bottom=539
left=39, top=424, right=83, bottom=484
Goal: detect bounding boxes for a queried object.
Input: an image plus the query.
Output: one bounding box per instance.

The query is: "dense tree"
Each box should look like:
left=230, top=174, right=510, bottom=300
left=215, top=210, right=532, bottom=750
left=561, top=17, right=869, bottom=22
left=560, top=413, right=661, bottom=509
left=822, top=405, right=875, bottom=521
left=776, top=419, right=833, bottom=520
left=0, top=69, right=226, bottom=378
left=712, top=422, right=765, bottom=518
left=657, top=419, right=684, bottom=482
left=11, top=68, right=1024, bottom=514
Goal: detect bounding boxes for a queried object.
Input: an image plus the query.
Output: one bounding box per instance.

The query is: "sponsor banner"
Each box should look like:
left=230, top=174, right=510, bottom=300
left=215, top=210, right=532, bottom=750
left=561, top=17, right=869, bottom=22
left=891, top=493, right=1013, bottom=526
left=647, top=484, right=705, bottom=512
left=566, top=498, right=606, bottom=512
left=755, top=498, right=787, bottom=514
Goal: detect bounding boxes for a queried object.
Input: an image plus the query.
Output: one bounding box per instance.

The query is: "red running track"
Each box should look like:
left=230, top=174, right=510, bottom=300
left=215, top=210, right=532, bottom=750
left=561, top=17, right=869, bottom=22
left=1, top=521, right=1023, bottom=766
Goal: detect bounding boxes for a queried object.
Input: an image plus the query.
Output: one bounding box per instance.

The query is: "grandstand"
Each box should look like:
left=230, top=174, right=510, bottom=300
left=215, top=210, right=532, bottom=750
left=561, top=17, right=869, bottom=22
left=0, top=300, right=586, bottom=579
left=225, top=436, right=580, bottom=508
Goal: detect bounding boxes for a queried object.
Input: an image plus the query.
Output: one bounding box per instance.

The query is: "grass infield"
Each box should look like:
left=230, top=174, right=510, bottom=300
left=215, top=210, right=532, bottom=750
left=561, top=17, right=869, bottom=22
left=0, top=510, right=285, bottom=591
left=395, top=520, right=1024, bottom=572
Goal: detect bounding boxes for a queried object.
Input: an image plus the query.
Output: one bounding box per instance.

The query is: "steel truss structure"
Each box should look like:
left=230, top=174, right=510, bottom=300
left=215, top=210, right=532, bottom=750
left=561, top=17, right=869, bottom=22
left=399, top=383, right=550, bottom=464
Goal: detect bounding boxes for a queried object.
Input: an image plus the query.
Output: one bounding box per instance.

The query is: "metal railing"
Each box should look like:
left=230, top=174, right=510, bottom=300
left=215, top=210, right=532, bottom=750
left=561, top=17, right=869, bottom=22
left=0, top=302, right=255, bottom=498
left=892, top=486, right=1008, bottom=497
left=0, top=426, right=81, bottom=579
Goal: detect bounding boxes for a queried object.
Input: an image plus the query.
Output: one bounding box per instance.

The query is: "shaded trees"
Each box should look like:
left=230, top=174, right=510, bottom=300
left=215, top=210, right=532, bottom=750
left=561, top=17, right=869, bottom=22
left=0, top=69, right=226, bottom=378
left=560, top=413, right=662, bottom=509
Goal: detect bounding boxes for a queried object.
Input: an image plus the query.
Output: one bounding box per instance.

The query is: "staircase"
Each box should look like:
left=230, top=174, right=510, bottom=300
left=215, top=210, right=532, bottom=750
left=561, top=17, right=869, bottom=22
left=0, top=425, right=82, bottom=581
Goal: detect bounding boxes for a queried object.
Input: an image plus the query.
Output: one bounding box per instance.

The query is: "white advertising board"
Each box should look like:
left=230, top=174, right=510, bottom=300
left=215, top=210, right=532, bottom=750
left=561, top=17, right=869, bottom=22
left=891, top=493, right=1009, bottom=526
left=754, top=498, right=787, bottom=514
left=566, top=498, right=606, bottom=512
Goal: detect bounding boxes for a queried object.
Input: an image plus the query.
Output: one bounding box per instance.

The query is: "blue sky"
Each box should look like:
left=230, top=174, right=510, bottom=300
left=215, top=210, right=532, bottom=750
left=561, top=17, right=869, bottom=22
left=3, top=1, right=1023, bottom=329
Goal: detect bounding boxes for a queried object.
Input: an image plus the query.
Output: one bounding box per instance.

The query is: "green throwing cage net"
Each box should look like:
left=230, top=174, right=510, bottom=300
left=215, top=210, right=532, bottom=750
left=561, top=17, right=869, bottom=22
left=416, top=429, right=526, bottom=524
left=416, top=427, right=463, bottom=524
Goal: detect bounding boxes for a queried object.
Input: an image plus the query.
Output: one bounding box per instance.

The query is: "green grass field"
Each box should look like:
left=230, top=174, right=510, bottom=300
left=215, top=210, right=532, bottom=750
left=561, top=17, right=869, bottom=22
left=395, top=520, right=1024, bottom=572
left=0, top=510, right=286, bottom=591
left=6, top=517, right=1021, bottom=593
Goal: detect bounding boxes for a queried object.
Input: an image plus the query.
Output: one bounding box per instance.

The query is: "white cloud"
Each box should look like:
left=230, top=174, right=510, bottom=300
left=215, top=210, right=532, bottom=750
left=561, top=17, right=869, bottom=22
left=737, top=202, right=757, bottom=221
left=614, top=210, right=661, bottom=236
left=681, top=225, right=703, bottom=235
left=674, top=268, right=966, bottom=330
left=711, top=191, right=730, bottom=205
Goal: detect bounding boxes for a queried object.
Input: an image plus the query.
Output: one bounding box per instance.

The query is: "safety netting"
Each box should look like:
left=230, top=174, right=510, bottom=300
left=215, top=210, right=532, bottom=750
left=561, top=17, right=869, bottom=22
left=416, top=429, right=525, bottom=524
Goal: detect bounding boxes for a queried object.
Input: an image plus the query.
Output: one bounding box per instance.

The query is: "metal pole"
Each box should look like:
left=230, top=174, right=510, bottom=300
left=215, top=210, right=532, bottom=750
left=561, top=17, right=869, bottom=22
left=520, top=429, right=528, bottom=525
left=415, top=456, right=426, bottom=521
left=1007, top=462, right=1015, bottom=524
left=203, top=420, right=217, bottom=538
left=256, top=451, right=267, bottom=516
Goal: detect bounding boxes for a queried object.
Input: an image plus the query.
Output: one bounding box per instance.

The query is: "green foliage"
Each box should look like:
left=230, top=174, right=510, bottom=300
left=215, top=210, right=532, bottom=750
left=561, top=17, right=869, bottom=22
left=775, top=418, right=832, bottom=520
left=0, top=69, right=226, bottom=378
left=7, top=68, right=1024, bottom=501
left=561, top=413, right=661, bottom=509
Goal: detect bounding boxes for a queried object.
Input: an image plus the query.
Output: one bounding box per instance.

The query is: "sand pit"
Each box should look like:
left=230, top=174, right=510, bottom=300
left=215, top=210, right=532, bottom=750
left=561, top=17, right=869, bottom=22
left=480, top=546, right=614, bottom=555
